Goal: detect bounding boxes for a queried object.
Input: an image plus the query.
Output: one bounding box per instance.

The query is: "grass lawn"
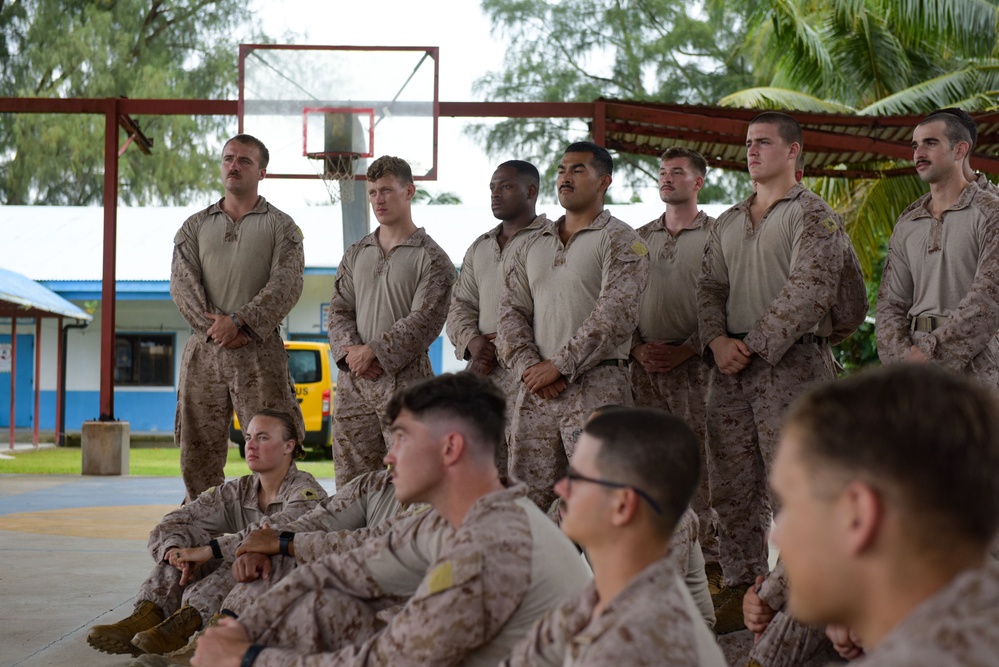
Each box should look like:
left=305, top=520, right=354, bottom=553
left=0, top=446, right=336, bottom=478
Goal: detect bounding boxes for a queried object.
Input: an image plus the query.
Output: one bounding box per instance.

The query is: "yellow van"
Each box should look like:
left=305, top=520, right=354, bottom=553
left=230, top=340, right=336, bottom=458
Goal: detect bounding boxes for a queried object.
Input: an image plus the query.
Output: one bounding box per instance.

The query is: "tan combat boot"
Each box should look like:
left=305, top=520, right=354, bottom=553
left=87, top=600, right=165, bottom=655
left=712, top=582, right=752, bottom=635
left=705, top=561, right=724, bottom=597
left=131, top=605, right=203, bottom=655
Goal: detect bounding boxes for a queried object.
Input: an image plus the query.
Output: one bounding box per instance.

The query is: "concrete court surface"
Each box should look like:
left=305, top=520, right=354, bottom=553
left=0, top=471, right=336, bottom=667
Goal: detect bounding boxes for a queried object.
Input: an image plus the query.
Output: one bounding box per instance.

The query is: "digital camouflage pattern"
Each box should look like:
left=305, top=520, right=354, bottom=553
left=237, top=485, right=590, bottom=667
left=500, top=554, right=726, bottom=667
left=171, top=197, right=306, bottom=501
left=328, top=227, right=455, bottom=485
left=877, top=183, right=999, bottom=386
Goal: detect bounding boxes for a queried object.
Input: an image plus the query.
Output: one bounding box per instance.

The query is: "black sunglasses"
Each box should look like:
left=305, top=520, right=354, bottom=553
left=562, top=465, right=663, bottom=515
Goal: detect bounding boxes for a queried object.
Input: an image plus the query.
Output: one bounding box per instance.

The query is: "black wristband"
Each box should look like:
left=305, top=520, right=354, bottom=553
left=279, top=531, right=294, bottom=557
left=241, top=644, right=265, bottom=667
left=209, top=538, right=223, bottom=560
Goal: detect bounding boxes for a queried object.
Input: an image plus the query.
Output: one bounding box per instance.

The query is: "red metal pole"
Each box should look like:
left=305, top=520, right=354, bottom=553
left=9, top=318, right=16, bottom=449
left=593, top=99, right=606, bottom=147
left=33, top=318, right=41, bottom=447
left=99, top=98, right=119, bottom=421
left=55, top=316, right=64, bottom=446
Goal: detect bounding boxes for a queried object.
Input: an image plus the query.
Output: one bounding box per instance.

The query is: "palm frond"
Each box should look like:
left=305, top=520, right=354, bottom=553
left=876, top=0, right=999, bottom=58
left=718, top=86, right=857, bottom=112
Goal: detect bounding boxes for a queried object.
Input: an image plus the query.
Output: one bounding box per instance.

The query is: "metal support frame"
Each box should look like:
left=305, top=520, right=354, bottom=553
left=8, top=318, right=15, bottom=449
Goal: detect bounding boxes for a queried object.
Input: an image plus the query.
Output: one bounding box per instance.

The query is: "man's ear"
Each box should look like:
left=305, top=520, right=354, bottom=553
left=442, top=431, right=465, bottom=467
left=609, top=487, right=641, bottom=527
left=841, top=480, right=883, bottom=556
left=405, top=182, right=417, bottom=201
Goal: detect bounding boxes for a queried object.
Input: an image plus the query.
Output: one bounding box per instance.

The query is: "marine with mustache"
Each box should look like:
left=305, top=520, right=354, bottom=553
left=497, top=141, right=649, bottom=510
left=170, top=134, right=306, bottom=502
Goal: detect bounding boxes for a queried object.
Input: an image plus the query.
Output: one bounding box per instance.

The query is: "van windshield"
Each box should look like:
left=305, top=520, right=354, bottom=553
left=288, top=349, right=321, bottom=384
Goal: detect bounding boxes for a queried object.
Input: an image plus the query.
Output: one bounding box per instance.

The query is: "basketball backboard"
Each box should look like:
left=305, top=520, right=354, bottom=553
left=238, top=45, right=439, bottom=181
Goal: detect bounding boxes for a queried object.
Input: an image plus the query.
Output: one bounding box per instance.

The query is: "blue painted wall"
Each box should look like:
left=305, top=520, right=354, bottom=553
left=36, top=389, right=177, bottom=432
left=0, top=334, right=34, bottom=427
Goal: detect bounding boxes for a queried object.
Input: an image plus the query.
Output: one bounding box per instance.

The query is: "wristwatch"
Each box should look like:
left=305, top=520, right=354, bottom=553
left=279, top=531, right=295, bottom=557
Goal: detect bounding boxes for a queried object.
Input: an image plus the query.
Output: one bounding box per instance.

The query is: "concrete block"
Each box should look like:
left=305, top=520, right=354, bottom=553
left=81, top=420, right=130, bottom=475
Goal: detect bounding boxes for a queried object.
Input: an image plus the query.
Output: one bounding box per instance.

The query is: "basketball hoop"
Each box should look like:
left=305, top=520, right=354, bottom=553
left=307, top=152, right=360, bottom=204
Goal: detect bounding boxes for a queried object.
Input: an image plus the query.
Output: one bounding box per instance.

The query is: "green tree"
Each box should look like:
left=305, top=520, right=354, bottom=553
left=0, top=0, right=265, bottom=205
left=470, top=0, right=755, bottom=201
left=412, top=189, right=463, bottom=205
left=722, top=0, right=999, bottom=275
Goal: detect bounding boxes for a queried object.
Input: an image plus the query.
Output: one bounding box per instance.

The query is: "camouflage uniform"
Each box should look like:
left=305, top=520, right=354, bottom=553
left=877, top=183, right=999, bottom=386
left=631, top=211, right=718, bottom=560
left=446, top=215, right=548, bottom=475
left=171, top=197, right=305, bottom=501
left=328, top=228, right=455, bottom=484
left=500, top=553, right=726, bottom=667
left=978, top=173, right=999, bottom=197
left=137, top=465, right=324, bottom=624
left=670, top=507, right=716, bottom=628
left=698, top=183, right=867, bottom=586
left=853, top=562, right=999, bottom=666
left=747, top=561, right=838, bottom=667
left=497, top=212, right=649, bottom=509
left=236, top=484, right=592, bottom=667
left=219, top=470, right=411, bottom=617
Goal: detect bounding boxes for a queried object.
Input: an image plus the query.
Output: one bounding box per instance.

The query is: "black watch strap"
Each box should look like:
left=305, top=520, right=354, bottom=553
left=279, top=531, right=294, bottom=557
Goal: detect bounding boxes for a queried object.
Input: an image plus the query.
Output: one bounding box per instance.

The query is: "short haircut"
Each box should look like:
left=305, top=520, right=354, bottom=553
left=920, top=108, right=975, bottom=148
left=564, top=140, right=614, bottom=176
left=252, top=408, right=304, bottom=460
left=749, top=111, right=804, bottom=150
left=496, top=159, right=541, bottom=187
left=584, top=407, right=700, bottom=535
left=224, top=134, right=270, bottom=169
left=366, top=155, right=414, bottom=184
left=660, top=146, right=707, bottom=177
left=785, top=364, right=999, bottom=552
left=386, top=372, right=505, bottom=459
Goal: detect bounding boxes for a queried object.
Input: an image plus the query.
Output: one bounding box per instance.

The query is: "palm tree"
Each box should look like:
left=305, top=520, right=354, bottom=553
left=719, top=0, right=999, bottom=276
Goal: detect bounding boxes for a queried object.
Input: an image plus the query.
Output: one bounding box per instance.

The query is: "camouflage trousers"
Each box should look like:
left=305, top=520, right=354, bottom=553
left=476, top=364, right=518, bottom=478
left=332, top=354, right=434, bottom=486
left=176, top=334, right=303, bottom=502
left=707, top=343, right=835, bottom=586
left=509, top=364, right=633, bottom=510
left=631, top=354, right=719, bottom=561
left=749, top=561, right=838, bottom=667
left=135, top=560, right=235, bottom=624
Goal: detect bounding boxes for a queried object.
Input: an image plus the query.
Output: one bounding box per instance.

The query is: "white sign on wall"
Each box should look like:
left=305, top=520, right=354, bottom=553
left=0, top=343, right=11, bottom=373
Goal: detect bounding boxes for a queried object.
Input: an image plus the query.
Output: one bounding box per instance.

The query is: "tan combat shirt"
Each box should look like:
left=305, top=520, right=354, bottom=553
left=635, top=211, right=712, bottom=349
left=241, top=484, right=592, bottom=667
left=214, top=469, right=403, bottom=562
left=500, top=555, right=726, bottom=667
left=447, top=215, right=547, bottom=361
left=170, top=197, right=304, bottom=339
left=328, top=227, right=455, bottom=376
left=876, top=183, right=999, bottom=372
left=498, top=211, right=650, bottom=382
left=148, top=464, right=325, bottom=563
left=698, top=183, right=867, bottom=365
left=855, top=562, right=999, bottom=666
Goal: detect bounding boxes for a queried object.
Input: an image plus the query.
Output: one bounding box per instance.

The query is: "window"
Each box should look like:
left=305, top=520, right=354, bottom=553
left=287, top=348, right=321, bottom=384
left=115, top=334, right=174, bottom=386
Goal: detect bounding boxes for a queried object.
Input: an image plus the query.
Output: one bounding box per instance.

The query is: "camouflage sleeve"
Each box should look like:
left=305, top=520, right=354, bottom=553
left=758, top=560, right=788, bottom=610
left=214, top=469, right=327, bottom=560
left=367, top=244, right=456, bottom=376
left=496, top=238, right=542, bottom=379
left=147, top=477, right=246, bottom=562
left=446, top=240, right=483, bottom=361
left=169, top=215, right=212, bottom=335
left=669, top=508, right=715, bottom=627
left=239, top=510, right=447, bottom=644
left=237, top=216, right=305, bottom=342
left=742, top=207, right=846, bottom=365
left=499, top=604, right=573, bottom=667
left=875, top=232, right=916, bottom=364
left=828, top=234, right=869, bottom=345
left=328, top=245, right=364, bottom=369
left=550, top=224, right=650, bottom=382
left=919, top=211, right=999, bottom=368
left=696, top=217, right=730, bottom=354
left=292, top=504, right=432, bottom=564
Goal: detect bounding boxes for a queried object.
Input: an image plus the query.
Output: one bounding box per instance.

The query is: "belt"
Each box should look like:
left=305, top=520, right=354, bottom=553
left=911, top=315, right=946, bottom=333
left=727, top=332, right=828, bottom=345
left=596, top=359, right=629, bottom=368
